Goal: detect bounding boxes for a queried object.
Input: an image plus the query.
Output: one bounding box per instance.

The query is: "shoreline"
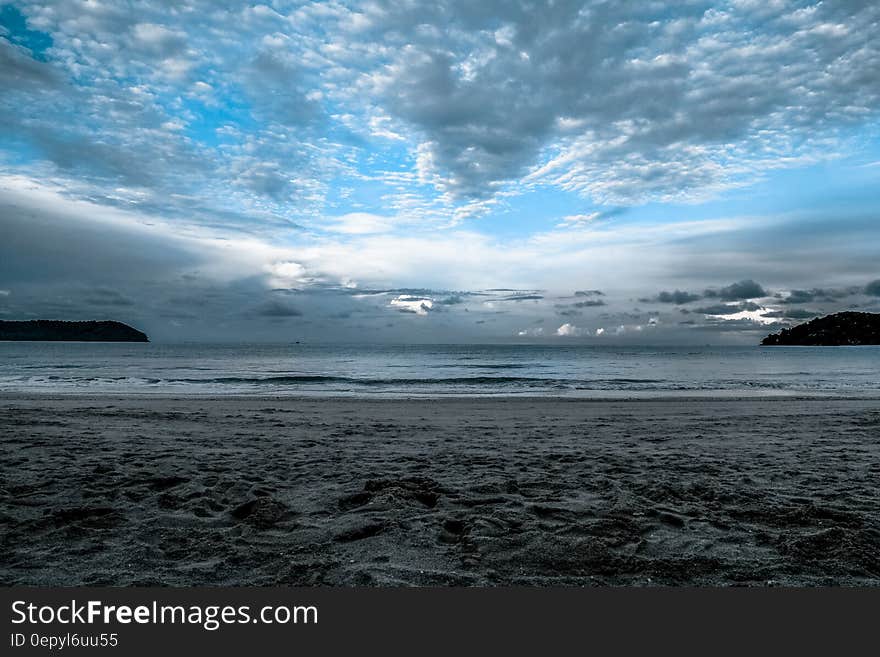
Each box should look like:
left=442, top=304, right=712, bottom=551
left=4, top=391, right=880, bottom=403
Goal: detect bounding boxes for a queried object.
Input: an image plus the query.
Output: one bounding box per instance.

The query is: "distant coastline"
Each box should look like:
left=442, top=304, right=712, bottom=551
left=0, top=320, right=149, bottom=342
left=762, top=312, right=880, bottom=346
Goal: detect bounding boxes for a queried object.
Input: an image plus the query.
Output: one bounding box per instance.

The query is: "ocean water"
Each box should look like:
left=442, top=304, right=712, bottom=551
left=1, top=342, right=879, bottom=398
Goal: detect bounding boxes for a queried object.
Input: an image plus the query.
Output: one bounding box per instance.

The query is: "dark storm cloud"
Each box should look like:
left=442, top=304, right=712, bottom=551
left=778, top=287, right=855, bottom=304
left=781, top=289, right=818, bottom=304
left=865, top=280, right=880, bottom=297
left=0, top=192, right=219, bottom=332
left=0, top=190, right=408, bottom=340
left=704, top=280, right=767, bottom=301
left=0, top=199, right=196, bottom=287
left=653, top=290, right=702, bottom=304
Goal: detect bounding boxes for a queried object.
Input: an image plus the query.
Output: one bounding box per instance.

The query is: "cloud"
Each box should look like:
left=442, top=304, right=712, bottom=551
left=264, top=261, right=310, bottom=287
left=81, top=288, right=135, bottom=307
left=695, top=301, right=762, bottom=316
left=557, top=212, right=600, bottom=227
left=777, top=287, right=856, bottom=304
left=131, top=23, right=187, bottom=56
left=390, top=295, right=434, bottom=314
left=435, top=294, right=465, bottom=305
left=704, top=280, right=767, bottom=301
left=780, top=289, right=818, bottom=304
left=653, top=290, right=702, bottom=304
left=0, top=35, right=59, bottom=88
left=4, top=174, right=877, bottom=341
left=691, top=317, right=783, bottom=332
left=865, top=280, right=880, bottom=297
left=498, top=293, right=543, bottom=302
left=322, top=213, right=396, bottom=235
left=761, top=309, right=818, bottom=320
left=1, top=0, right=878, bottom=233
left=254, top=299, right=302, bottom=317
left=240, top=41, right=320, bottom=127
left=361, top=1, right=880, bottom=204
left=555, top=323, right=582, bottom=337
left=0, top=3, right=338, bottom=227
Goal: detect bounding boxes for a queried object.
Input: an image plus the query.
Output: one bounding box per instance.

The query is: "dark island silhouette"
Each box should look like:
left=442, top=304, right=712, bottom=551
left=0, top=320, right=149, bottom=342
left=762, top=311, right=880, bottom=346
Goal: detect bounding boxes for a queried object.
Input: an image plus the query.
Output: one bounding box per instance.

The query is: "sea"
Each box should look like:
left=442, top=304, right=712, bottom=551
left=1, top=342, right=879, bottom=398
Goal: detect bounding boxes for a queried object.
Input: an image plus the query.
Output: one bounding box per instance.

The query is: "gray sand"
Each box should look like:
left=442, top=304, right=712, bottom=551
left=1, top=395, right=879, bottom=586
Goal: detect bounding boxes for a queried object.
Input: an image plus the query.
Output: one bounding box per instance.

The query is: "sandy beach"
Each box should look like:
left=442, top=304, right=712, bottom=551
left=1, top=394, right=878, bottom=586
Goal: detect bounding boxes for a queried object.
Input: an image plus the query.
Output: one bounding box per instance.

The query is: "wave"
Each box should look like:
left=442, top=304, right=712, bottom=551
left=429, top=363, right=543, bottom=369
left=194, top=375, right=553, bottom=386
left=4, top=374, right=667, bottom=388
left=3, top=373, right=875, bottom=395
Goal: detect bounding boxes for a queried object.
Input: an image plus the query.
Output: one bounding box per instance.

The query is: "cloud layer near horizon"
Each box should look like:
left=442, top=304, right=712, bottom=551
left=2, top=177, right=879, bottom=342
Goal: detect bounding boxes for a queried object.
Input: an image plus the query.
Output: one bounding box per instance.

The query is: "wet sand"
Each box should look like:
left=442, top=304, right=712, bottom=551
left=1, top=395, right=879, bottom=586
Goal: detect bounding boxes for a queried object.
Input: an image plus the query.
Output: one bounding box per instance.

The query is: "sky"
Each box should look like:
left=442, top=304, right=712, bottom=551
left=1, top=0, right=879, bottom=343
